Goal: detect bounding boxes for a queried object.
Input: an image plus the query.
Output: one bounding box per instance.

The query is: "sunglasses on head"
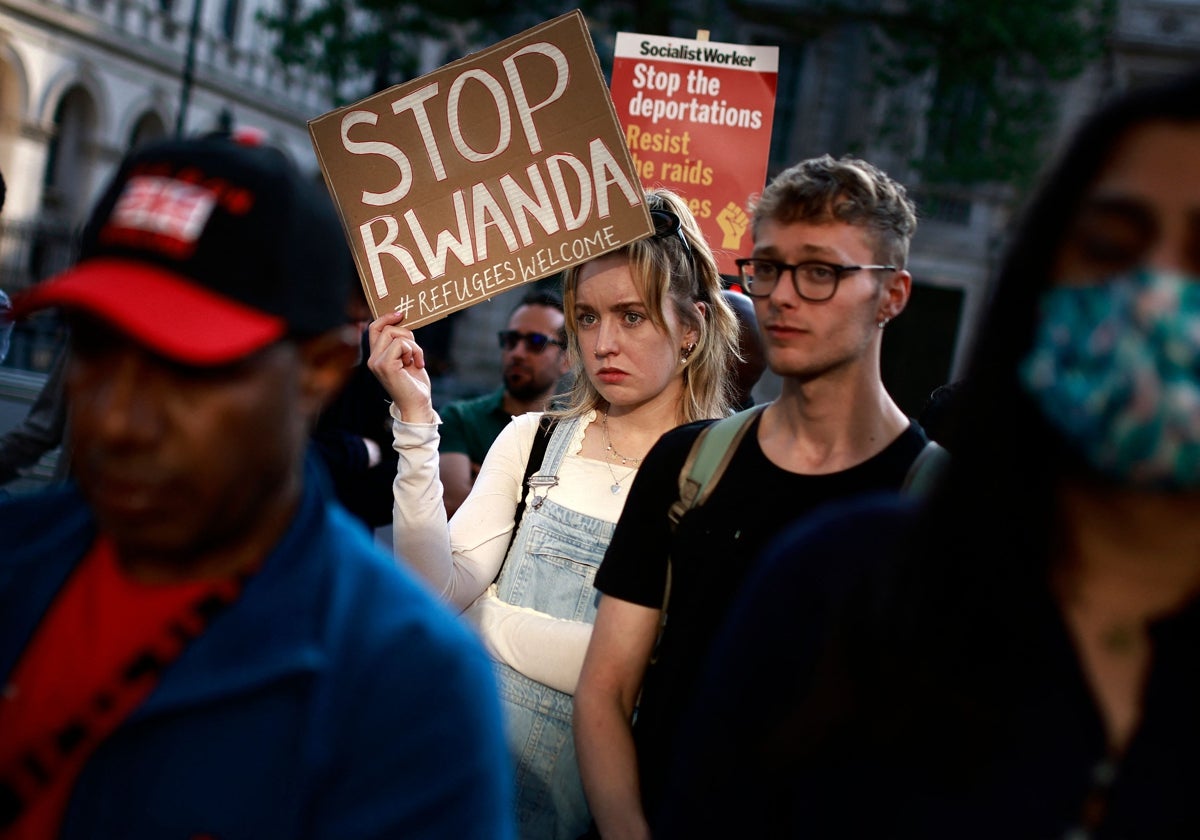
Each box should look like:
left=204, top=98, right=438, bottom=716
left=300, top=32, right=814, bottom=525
left=649, top=208, right=693, bottom=260
left=497, top=330, right=565, bottom=353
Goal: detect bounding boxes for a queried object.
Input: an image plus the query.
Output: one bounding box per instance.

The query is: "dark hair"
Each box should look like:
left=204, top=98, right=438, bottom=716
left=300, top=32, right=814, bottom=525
left=514, top=288, right=564, bottom=314
left=510, top=288, right=565, bottom=343
left=887, top=68, right=1200, bottom=762
left=939, top=69, right=1200, bottom=546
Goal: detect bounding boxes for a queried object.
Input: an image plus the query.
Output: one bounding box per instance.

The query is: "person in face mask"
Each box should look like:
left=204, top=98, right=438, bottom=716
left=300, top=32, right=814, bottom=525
left=653, top=70, right=1200, bottom=839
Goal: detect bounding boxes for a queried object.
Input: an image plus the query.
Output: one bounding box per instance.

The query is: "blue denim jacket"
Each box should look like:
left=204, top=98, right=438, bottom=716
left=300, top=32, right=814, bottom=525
left=0, top=456, right=515, bottom=840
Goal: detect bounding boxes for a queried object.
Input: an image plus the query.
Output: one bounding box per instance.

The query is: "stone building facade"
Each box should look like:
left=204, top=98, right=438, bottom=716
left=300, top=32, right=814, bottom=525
left=0, top=0, right=342, bottom=373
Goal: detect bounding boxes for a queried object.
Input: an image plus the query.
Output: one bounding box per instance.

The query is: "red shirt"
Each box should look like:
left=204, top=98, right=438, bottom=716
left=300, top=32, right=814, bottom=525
left=0, top=538, right=237, bottom=839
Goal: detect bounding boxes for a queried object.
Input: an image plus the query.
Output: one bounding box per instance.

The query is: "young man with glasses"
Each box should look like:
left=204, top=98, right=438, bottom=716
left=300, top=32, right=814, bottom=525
left=574, top=154, right=933, bottom=838
left=438, top=289, right=571, bottom=518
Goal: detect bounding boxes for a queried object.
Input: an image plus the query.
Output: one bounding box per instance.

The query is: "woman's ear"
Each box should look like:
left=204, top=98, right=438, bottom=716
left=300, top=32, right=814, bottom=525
left=686, top=300, right=707, bottom=348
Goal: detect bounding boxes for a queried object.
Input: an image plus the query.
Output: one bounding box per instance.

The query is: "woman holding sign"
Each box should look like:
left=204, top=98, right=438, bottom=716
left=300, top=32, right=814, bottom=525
left=368, top=189, right=738, bottom=839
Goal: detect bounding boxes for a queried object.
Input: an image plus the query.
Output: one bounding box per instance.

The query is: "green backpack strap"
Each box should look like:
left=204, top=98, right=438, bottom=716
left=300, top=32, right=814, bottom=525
left=653, top=404, right=766, bottom=663
left=652, top=413, right=947, bottom=663
left=901, top=439, right=950, bottom=498
left=667, top=403, right=768, bottom=530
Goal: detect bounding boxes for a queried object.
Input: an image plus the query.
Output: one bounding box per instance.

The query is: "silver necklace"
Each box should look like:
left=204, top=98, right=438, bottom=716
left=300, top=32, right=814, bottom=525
left=602, top=412, right=641, bottom=494
left=604, top=458, right=636, bottom=495
left=602, top=412, right=644, bottom=465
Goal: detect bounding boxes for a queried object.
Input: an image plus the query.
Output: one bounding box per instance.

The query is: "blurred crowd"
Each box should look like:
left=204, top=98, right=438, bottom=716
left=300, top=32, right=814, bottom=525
left=2, top=68, right=1199, bottom=840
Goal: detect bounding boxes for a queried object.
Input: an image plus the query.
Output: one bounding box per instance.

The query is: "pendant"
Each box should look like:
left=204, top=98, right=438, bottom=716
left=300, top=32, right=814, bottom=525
left=610, top=483, right=622, bottom=494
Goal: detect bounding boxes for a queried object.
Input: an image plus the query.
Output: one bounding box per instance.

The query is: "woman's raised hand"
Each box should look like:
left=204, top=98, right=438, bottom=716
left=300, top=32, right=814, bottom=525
left=367, top=311, right=437, bottom=424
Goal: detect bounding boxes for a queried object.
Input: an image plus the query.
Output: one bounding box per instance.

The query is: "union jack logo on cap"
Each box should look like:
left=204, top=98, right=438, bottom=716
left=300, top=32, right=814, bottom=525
left=103, top=175, right=217, bottom=259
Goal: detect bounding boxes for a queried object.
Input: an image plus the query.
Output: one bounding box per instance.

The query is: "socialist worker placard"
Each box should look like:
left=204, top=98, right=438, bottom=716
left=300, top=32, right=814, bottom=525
left=610, top=32, right=778, bottom=276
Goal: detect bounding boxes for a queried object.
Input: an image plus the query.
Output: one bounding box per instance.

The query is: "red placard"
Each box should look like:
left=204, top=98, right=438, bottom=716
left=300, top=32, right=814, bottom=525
left=610, top=32, right=778, bottom=276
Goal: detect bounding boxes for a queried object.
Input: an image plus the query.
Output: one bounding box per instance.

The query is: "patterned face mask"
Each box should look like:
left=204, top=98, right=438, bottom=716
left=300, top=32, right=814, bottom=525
left=1018, top=268, right=1200, bottom=490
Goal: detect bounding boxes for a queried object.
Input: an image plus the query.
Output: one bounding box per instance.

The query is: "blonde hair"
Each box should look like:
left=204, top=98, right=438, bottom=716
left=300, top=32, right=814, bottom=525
left=555, top=188, right=739, bottom=423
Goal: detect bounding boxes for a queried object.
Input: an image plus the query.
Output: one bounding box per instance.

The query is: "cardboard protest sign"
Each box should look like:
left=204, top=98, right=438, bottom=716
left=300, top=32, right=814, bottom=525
left=610, top=32, right=778, bottom=276
left=310, top=10, right=653, bottom=327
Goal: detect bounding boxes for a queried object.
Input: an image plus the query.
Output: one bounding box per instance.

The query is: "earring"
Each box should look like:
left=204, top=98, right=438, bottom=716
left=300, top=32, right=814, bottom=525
left=877, top=318, right=889, bottom=329
left=680, top=342, right=696, bottom=365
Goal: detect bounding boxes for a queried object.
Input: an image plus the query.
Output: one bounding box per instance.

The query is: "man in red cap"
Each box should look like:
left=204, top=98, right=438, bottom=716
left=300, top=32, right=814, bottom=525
left=0, top=134, right=513, bottom=839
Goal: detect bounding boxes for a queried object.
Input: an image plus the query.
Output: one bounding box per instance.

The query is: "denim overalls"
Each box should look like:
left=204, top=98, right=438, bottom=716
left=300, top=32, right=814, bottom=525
left=494, top=417, right=614, bottom=839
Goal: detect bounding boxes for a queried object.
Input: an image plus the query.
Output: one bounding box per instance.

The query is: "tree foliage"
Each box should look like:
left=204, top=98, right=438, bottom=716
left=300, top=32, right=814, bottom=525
left=872, top=0, right=1115, bottom=185
left=729, top=0, right=1115, bottom=186
left=260, top=1, right=566, bottom=102
left=258, top=0, right=683, bottom=104
left=264, top=0, right=1113, bottom=187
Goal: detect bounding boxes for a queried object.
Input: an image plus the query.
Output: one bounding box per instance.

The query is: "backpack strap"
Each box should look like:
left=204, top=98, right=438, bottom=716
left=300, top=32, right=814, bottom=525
left=901, top=439, right=949, bottom=498
left=503, top=416, right=556, bottom=562
left=652, top=403, right=766, bottom=663
left=667, top=403, right=767, bottom=531
left=651, top=413, right=947, bottom=663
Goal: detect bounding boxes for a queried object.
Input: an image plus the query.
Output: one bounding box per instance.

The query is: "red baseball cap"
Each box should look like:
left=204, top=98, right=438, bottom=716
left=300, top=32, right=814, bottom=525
left=15, top=134, right=354, bottom=366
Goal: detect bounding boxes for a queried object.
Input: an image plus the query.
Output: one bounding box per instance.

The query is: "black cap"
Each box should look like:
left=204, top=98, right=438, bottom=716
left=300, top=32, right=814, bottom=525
left=15, top=133, right=353, bottom=365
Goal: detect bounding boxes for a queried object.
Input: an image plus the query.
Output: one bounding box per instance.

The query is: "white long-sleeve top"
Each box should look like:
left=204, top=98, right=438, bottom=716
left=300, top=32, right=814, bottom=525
left=391, top=406, right=634, bottom=695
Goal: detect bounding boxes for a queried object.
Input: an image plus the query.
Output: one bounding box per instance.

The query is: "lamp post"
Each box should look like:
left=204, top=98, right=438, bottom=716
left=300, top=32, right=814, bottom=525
left=176, top=0, right=204, bottom=136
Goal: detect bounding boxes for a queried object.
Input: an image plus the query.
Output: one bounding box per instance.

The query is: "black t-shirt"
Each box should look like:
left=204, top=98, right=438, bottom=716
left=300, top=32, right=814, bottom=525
left=659, top=493, right=1200, bottom=838
left=594, top=413, right=928, bottom=815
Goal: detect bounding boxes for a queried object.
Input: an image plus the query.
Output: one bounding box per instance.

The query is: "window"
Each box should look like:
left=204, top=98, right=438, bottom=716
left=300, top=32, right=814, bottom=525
left=222, top=0, right=240, bottom=40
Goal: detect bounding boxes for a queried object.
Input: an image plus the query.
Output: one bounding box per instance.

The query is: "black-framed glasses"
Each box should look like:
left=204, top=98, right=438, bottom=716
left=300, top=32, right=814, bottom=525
left=498, top=330, right=565, bottom=353
left=735, top=258, right=896, bottom=302
left=649, top=208, right=693, bottom=261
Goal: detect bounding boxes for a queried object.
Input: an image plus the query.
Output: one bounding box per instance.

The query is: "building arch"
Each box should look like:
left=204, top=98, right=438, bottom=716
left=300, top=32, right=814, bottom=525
left=127, top=109, right=170, bottom=150
left=0, top=39, right=31, bottom=201
left=39, top=83, right=101, bottom=223
left=118, top=90, right=172, bottom=153
left=36, top=61, right=108, bottom=139
left=0, top=37, right=30, bottom=124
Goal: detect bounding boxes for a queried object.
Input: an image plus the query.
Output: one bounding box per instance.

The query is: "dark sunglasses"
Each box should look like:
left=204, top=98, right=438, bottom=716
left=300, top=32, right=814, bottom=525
left=497, top=330, right=565, bottom=353
left=649, top=208, right=693, bottom=260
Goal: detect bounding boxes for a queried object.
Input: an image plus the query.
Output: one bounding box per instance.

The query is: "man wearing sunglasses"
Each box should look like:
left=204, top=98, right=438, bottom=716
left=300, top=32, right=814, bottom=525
left=439, top=289, right=571, bottom=518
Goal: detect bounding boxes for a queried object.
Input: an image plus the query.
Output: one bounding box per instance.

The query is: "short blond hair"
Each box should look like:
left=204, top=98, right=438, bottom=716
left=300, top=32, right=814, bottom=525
left=752, top=155, right=918, bottom=267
